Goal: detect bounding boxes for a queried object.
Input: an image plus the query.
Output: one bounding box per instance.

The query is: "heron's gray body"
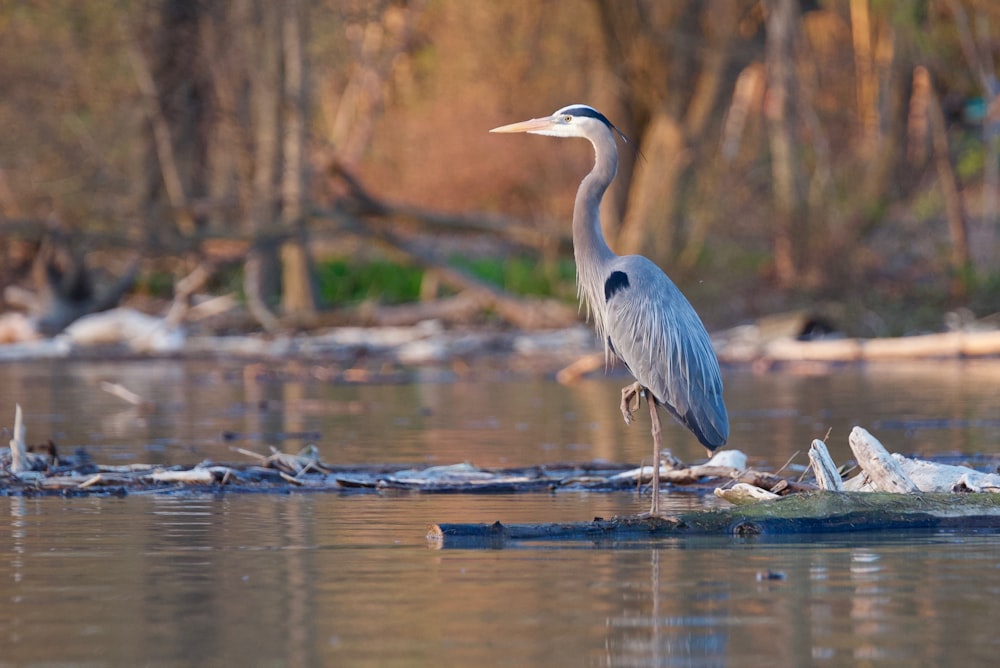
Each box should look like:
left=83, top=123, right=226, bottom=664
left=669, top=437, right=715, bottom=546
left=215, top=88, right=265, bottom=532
left=491, top=104, right=729, bottom=513
left=562, top=105, right=728, bottom=451
left=594, top=254, right=727, bottom=449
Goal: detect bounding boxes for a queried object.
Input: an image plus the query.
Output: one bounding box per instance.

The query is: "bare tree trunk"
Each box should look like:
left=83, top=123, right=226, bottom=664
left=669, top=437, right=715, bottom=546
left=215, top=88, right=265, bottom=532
left=244, top=248, right=282, bottom=332
left=859, top=18, right=898, bottom=202
left=921, top=66, right=971, bottom=298
left=279, top=0, right=317, bottom=322
left=594, top=0, right=671, bottom=255
left=850, top=0, right=879, bottom=158
left=598, top=0, right=739, bottom=269
left=675, top=0, right=741, bottom=269
left=201, top=4, right=246, bottom=234
left=764, top=0, right=802, bottom=288
left=617, top=113, right=688, bottom=259
left=127, top=4, right=201, bottom=237
left=245, top=1, right=282, bottom=329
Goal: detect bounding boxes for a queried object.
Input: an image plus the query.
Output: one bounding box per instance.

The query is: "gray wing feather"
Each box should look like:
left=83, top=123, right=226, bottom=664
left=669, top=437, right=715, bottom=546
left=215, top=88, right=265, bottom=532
left=603, top=256, right=729, bottom=449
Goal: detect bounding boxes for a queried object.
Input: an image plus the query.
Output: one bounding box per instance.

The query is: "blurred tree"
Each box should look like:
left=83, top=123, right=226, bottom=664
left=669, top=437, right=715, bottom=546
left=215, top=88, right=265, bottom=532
left=129, top=0, right=317, bottom=329
left=595, top=0, right=749, bottom=270
left=129, top=0, right=204, bottom=238
left=2, top=0, right=1000, bottom=335
left=942, top=0, right=999, bottom=270
left=764, top=0, right=803, bottom=288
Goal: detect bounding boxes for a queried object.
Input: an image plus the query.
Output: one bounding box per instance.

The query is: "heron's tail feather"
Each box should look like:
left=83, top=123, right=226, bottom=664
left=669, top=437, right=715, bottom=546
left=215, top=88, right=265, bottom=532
left=660, top=399, right=728, bottom=452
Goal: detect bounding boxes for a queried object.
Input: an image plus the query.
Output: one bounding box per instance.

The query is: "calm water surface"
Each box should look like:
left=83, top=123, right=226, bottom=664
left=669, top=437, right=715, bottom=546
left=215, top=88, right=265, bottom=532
left=1, top=358, right=1000, bottom=666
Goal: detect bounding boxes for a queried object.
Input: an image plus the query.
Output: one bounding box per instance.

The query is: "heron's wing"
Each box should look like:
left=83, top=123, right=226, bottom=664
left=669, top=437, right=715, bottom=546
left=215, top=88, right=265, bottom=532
left=604, top=258, right=729, bottom=449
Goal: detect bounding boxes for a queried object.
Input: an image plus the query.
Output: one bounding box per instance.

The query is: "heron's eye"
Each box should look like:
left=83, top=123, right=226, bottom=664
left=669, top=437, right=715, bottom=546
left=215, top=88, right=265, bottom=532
left=563, top=115, right=573, bottom=123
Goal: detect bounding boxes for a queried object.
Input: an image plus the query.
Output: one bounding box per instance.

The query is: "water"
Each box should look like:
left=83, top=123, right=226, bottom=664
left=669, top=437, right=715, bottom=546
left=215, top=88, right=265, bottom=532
left=1, top=358, right=1000, bottom=666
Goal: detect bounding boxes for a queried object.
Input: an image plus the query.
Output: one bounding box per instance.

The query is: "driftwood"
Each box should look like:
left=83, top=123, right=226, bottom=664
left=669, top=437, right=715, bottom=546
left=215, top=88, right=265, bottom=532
left=0, top=399, right=788, bottom=497
left=710, top=307, right=1000, bottom=364
left=62, top=308, right=185, bottom=353
left=6, top=238, right=141, bottom=336
left=714, top=482, right=780, bottom=505
left=428, top=492, right=1000, bottom=548
left=8, top=404, right=27, bottom=474
left=807, top=438, right=844, bottom=491
left=845, top=426, right=919, bottom=493
left=334, top=293, right=487, bottom=328
left=610, top=461, right=815, bottom=494
left=2, top=236, right=235, bottom=348
left=2, top=402, right=766, bottom=496
left=717, top=328, right=1000, bottom=364
left=839, top=426, right=1000, bottom=493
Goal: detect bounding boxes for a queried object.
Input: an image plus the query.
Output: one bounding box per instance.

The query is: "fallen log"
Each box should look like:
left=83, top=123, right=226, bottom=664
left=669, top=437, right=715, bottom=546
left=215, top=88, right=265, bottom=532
left=717, top=329, right=1000, bottom=364
left=428, top=491, right=1000, bottom=548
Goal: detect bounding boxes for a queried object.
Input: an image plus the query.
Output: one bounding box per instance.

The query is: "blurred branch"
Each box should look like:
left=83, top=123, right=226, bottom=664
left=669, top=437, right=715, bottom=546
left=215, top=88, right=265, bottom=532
left=351, top=224, right=579, bottom=330
left=946, top=0, right=994, bottom=93
left=326, top=162, right=572, bottom=254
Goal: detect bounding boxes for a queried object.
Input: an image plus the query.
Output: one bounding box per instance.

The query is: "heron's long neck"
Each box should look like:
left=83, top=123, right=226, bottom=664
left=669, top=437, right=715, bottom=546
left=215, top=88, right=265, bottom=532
left=573, top=134, right=618, bottom=337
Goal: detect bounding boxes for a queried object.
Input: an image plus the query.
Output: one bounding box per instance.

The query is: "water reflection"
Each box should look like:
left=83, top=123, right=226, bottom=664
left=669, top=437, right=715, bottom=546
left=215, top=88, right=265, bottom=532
left=1, top=359, right=1000, bottom=665
left=595, top=533, right=1000, bottom=667
left=1, top=359, right=999, bottom=471
left=3, top=492, right=1000, bottom=665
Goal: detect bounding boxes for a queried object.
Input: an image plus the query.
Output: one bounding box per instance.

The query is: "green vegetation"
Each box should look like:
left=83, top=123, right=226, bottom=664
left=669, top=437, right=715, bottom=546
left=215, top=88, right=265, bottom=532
left=314, top=255, right=577, bottom=306
left=449, top=255, right=577, bottom=301
left=134, top=271, right=175, bottom=299
left=317, top=259, right=425, bottom=305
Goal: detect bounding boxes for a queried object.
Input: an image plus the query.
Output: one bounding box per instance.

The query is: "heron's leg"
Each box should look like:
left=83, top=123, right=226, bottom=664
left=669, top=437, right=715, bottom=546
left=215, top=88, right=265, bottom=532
left=647, top=393, right=663, bottom=516
left=620, top=382, right=643, bottom=425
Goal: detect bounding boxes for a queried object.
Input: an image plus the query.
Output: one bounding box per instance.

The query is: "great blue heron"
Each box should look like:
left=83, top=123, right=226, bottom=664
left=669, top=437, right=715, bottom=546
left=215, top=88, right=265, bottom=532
left=491, top=104, right=729, bottom=516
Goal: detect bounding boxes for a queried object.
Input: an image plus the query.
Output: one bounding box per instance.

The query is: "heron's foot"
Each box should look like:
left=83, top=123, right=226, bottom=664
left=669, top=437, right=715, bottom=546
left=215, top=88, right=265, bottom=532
left=634, top=510, right=682, bottom=524
left=619, top=382, right=643, bottom=425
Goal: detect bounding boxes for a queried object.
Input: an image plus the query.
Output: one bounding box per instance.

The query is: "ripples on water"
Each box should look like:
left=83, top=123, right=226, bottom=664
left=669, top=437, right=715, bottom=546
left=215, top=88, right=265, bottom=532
left=1, top=359, right=1000, bottom=665
left=3, top=358, right=1000, bottom=467
left=3, top=493, right=1000, bottom=666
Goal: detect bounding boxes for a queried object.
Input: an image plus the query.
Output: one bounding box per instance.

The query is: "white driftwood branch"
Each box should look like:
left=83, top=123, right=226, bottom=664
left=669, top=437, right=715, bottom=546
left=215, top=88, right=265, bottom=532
left=100, top=381, right=146, bottom=406
left=705, top=449, right=749, bottom=469
left=847, top=426, right=918, bottom=493
left=892, top=454, right=1000, bottom=493
left=714, top=482, right=780, bottom=505
left=808, top=439, right=844, bottom=491
left=9, top=404, right=27, bottom=474
left=146, top=468, right=215, bottom=484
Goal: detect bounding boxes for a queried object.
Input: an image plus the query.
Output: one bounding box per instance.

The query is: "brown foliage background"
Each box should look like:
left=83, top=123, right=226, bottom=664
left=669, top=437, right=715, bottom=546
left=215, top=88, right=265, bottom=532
left=1, top=0, right=999, bottom=334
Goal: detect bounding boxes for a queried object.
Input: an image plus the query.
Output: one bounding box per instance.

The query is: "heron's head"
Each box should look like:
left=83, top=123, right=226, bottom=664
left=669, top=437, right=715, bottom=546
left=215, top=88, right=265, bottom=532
left=490, top=104, right=627, bottom=143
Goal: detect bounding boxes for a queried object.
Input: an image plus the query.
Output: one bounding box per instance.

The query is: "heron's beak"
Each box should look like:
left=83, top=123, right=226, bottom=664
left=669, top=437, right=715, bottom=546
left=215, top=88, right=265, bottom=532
left=489, top=116, right=557, bottom=134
